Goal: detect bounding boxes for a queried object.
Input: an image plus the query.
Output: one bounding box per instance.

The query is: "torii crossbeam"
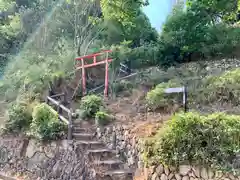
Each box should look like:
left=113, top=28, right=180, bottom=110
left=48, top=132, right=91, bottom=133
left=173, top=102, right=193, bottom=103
left=75, top=50, right=113, bottom=97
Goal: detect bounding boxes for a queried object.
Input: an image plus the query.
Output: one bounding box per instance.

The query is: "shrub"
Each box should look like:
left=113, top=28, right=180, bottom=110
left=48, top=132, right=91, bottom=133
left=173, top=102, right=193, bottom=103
left=79, top=95, right=103, bottom=118
left=146, top=81, right=181, bottom=110
left=95, top=111, right=113, bottom=126
left=200, top=68, right=240, bottom=105
left=111, top=80, right=133, bottom=93
left=4, top=102, right=32, bottom=133
left=143, top=112, right=240, bottom=172
left=28, top=103, right=66, bottom=140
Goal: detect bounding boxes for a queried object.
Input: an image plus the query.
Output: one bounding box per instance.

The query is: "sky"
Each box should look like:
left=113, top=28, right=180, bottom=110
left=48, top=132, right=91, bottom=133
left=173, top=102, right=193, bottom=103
left=143, top=0, right=173, bottom=31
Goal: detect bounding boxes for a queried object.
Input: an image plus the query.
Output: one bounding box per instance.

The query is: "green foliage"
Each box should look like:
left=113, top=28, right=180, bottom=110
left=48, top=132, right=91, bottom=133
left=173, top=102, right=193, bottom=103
left=158, top=1, right=240, bottom=67
left=143, top=112, right=240, bottom=172
left=95, top=111, right=113, bottom=126
left=200, top=68, right=240, bottom=105
left=4, top=102, right=32, bottom=133
left=146, top=81, right=181, bottom=110
left=28, top=103, right=66, bottom=140
left=112, top=80, right=133, bottom=93
left=79, top=95, right=103, bottom=118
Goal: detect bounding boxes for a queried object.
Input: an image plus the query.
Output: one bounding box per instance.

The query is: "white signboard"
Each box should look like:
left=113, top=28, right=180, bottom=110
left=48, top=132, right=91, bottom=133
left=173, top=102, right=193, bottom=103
left=164, top=87, right=185, bottom=93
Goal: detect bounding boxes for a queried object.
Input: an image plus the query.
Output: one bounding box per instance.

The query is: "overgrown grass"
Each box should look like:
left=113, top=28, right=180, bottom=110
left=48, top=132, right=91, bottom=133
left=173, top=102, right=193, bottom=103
left=146, top=66, right=240, bottom=110
left=0, top=47, right=75, bottom=102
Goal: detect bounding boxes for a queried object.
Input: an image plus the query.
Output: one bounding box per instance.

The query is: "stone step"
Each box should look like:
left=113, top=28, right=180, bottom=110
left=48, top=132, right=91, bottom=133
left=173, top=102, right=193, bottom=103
left=93, top=160, right=123, bottom=171
left=73, top=127, right=95, bottom=133
left=87, top=149, right=116, bottom=161
left=72, top=133, right=94, bottom=141
left=75, top=140, right=105, bottom=150
left=72, top=120, right=95, bottom=128
left=97, top=170, right=133, bottom=180
left=0, top=173, right=17, bottom=180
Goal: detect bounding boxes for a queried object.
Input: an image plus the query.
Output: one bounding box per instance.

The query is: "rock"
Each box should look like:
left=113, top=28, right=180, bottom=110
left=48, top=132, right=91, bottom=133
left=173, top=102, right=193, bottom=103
left=52, top=161, right=64, bottom=178
left=175, top=173, right=182, bottom=180
left=200, top=167, right=208, bottom=179
left=96, top=128, right=102, bottom=138
left=214, top=171, right=223, bottom=179
left=160, top=174, right=168, bottom=180
left=138, top=160, right=144, bottom=168
left=188, top=171, right=196, bottom=178
left=179, top=165, right=191, bottom=176
left=164, top=166, right=170, bottom=175
left=192, top=166, right=200, bottom=178
left=207, top=168, right=214, bottom=179
left=152, top=173, right=160, bottom=180
left=155, top=164, right=164, bottom=175
left=26, top=140, right=38, bottom=158
left=182, top=176, right=190, bottom=180
left=228, top=174, right=236, bottom=180
left=168, top=173, right=174, bottom=179
left=127, top=156, right=134, bottom=166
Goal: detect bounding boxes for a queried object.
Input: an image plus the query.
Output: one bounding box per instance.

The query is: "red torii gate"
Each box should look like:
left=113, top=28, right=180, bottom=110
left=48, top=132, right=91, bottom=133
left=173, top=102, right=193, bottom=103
left=75, top=50, right=113, bottom=97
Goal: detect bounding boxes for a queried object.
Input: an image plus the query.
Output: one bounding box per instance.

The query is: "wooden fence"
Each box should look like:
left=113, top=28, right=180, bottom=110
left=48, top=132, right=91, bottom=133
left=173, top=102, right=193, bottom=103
left=45, top=92, right=76, bottom=141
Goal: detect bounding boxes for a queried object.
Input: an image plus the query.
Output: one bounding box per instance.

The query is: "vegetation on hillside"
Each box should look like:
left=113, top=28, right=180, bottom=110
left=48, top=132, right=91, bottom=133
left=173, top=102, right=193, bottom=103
left=143, top=112, right=240, bottom=173
left=1, top=0, right=240, bottom=102
left=1, top=1, right=240, bottom=171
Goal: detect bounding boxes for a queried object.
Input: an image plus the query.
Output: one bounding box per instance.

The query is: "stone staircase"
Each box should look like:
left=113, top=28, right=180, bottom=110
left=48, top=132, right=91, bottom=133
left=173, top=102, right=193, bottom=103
left=72, top=120, right=134, bottom=180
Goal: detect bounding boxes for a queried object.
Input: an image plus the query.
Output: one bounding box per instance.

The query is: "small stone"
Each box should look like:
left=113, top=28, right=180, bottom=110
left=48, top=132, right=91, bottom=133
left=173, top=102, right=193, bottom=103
left=168, top=173, right=174, bottom=179
left=189, top=177, right=195, bottom=180
left=228, top=174, right=236, bottom=180
left=179, top=165, right=191, bottom=176
left=182, top=176, right=190, bottom=180
left=192, top=166, right=201, bottom=178
left=200, top=167, right=208, bottom=179
left=175, top=173, right=182, bottom=180
left=127, top=156, right=134, bottom=166
left=138, top=160, right=144, bottom=168
left=207, top=168, right=214, bottom=179
left=160, top=174, right=168, bottom=180
left=164, top=166, right=170, bottom=175
left=152, top=173, right=160, bottom=180
left=188, top=171, right=196, bottom=178
left=215, top=171, right=223, bottom=178
left=155, top=164, right=164, bottom=175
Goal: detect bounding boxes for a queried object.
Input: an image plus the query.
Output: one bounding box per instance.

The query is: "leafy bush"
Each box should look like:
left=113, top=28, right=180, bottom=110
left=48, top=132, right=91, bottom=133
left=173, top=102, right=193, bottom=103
left=112, top=80, right=133, bottom=93
left=143, top=112, right=240, bottom=172
left=79, top=95, right=103, bottom=118
left=95, top=111, right=113, bottom=126
left=146, top=81, right=181, bottom=110
left=4, top=102, right=32, bottom=133
left=202, top=69, right=240, bottom=104
left=28, top=103, right=66, bottom=140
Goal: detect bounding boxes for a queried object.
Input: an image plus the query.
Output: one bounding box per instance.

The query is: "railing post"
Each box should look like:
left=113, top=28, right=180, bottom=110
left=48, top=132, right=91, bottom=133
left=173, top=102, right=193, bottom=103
left=112, top=131, right=116, bottom=150
left=45, top=96, right=49, bottom=104
left=68, top=108, right=73, bottom=141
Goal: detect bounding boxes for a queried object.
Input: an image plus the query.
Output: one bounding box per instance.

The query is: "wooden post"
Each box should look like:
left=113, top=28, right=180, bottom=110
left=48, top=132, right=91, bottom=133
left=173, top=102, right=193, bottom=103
left=57, top=102, right=61, bottom=114
left=104, top=52, right=109, bottom=97
left=112, top=131, right=116, bottom=150
left=81, top=58, right=86, bottom=96
left=183, top=86, right=188, bottom=112
left=68, top=108, right=73, bottom=141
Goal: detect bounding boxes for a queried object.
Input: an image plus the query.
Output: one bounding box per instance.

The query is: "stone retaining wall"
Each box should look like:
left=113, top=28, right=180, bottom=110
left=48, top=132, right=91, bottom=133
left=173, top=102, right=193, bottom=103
left=95, top=125, right=240, bottom=180
left=95, top=125, right=142, bottom=169
left=148, top=164, right=240, bottom=180
left=0, top=136, right=90, bottom=180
